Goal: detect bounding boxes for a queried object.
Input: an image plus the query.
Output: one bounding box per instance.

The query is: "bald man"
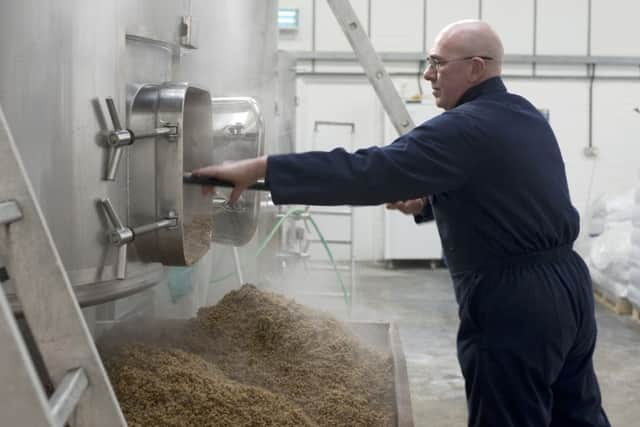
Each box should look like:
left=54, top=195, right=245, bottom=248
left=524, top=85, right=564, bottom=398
left=194, top=20, right=610, bottom=427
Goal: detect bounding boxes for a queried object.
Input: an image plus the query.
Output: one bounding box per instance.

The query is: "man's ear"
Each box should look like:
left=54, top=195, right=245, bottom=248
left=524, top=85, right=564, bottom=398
left=468, top=57, right=486, bottom=83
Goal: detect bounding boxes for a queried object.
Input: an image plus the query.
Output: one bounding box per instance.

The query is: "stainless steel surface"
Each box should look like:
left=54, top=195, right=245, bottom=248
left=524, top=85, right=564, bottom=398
left=69, top=262, right=165, bottom=309
left=0, top=0, right=280, bottom=307
left=0, top=106, right=126, bottom=425
left=49, top=368, right=89, bottom=427
left=326, top=0, right=414, bottom=135
left=349, top=322, right=414, bottom=427
left=0, top=0, right=174, bottom=305
left=175, top=0, right=278, bottom=155
left=232, top=246, right=245, bottom=285
left=0, top=200, right=23, bottom=225
left=209, top=97, right=265, bottom=246
left=125, top=32, right=181, bottom=57
left=275, top=50, right=297, bottom=155
left=129, top=82, right=214, bottom=266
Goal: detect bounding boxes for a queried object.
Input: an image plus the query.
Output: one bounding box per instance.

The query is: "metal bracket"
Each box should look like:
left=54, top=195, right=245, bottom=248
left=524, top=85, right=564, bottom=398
left=0, top=200, right=23, bottom=283
left=99, top=198, right=178, bottom=247
left=0, top=200, right=23, bottom=226
left=179, top=15, right=198, bottom=49
left=98, top=198, right=177, bottom=279
left=583, top=146, right=599, bottom=157
left=103, top=98, right=180, bottom=180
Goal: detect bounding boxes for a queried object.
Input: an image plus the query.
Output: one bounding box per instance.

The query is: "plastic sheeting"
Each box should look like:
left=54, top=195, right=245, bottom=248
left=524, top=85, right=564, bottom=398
left=588, top=223, right=632, bottom=298
left=628, top=194, right=640, bottom=306
left=585, top=185, right=639, bottom=300
left=588, top=188, right=636, bottom=236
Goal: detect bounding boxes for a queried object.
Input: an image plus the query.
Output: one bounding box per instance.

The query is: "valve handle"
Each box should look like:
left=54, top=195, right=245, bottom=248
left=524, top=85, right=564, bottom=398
left=99, top=197, right=125, bottom=230
left=105, top=97, right=123, bottom=131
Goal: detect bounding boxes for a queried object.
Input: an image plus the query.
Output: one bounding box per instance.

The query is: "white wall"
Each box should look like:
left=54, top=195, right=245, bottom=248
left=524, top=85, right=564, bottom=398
left=279, top=0, right=640, bottom=260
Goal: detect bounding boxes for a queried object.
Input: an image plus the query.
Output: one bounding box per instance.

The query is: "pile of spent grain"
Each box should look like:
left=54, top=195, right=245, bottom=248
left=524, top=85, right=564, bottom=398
left=100, top=284, right=395, bottom=427
left=195, top=284, right=395, bottom=427
left=105, top=345, right=315, bottom=427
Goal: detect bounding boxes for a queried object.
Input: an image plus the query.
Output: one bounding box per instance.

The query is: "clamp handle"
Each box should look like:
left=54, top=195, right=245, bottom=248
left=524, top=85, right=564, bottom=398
left=105, top=97, right=123, bottom=131
left=98, top=198, right=131, bottom=279
left=104, top=98, right=133, bottom=181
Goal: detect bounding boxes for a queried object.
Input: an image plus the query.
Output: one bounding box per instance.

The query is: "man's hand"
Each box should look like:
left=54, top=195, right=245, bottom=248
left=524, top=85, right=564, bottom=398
left=385, top=197, right=427, bottom=215
left=193, top=156, right=268, bottom=204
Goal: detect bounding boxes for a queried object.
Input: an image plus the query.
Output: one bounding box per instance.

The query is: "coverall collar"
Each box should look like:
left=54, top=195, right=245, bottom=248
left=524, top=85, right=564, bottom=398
left=455, top=76, right=507, bottom=107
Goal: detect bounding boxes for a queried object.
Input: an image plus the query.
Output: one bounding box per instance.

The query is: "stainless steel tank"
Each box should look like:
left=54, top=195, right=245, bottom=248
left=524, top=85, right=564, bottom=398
left=0, top=0, right=281, bottom=307
left=0, top=0, right=166, bottom=306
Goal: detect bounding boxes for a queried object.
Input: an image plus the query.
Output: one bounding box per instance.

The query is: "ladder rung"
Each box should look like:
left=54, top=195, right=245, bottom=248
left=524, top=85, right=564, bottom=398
left=308, top=209, right=352, bottom=216
left=309, top=239, right=352, bottom=245
left=49, top=368, right=89, bottom=427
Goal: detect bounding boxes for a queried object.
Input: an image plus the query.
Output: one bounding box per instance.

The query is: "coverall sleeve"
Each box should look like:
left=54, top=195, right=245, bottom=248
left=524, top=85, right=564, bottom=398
left=266, top=110, right=479, bottom=206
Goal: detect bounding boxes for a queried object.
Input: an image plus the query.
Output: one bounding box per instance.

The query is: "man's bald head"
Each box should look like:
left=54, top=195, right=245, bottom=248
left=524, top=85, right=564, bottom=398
left=435, top=20, right=504, bottom=77
left=424, top=20, right=504, bottom=110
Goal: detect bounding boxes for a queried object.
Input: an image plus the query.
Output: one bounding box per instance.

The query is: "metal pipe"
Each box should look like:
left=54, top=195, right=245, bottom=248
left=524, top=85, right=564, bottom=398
left=532, top=0, right=538, bottom=77
left=295, top=71, right=640, bottom=81
left=132, top=219, right=176, bottom=236
left=585, top=63, right=597, bottom=157
left=293, top=51, right=640, bottom=66
left=133, top=127, right=175, bottom=140
left=48, top=368, right=89, bottom=427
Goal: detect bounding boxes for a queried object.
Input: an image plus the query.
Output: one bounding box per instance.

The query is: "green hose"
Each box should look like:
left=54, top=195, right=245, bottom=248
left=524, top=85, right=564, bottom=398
left=207, top=207, right=351, bottom=307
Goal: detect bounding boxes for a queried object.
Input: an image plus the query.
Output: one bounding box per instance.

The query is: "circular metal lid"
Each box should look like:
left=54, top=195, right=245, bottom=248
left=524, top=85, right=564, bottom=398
left=128, top=82, right=214, bottom=266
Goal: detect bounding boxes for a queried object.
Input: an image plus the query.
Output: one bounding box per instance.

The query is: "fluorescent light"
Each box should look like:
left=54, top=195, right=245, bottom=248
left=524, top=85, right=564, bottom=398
left=278, top=8, right=299, bottom=31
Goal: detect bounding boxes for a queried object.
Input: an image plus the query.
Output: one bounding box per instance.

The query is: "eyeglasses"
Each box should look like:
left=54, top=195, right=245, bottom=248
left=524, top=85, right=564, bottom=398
left=425, top=55, right=494, bottom=73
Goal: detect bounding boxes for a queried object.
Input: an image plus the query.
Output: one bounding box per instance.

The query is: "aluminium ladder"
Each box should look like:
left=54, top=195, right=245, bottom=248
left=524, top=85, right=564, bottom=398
left=304, top=120, right=357, bottom=312
left=0, top=106, right=126, bottom=426
left=326, top=0, right=415, bottom=137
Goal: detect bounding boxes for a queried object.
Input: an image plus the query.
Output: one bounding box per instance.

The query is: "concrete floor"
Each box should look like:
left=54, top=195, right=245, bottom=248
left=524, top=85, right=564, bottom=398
left=289, top=262, right=640, bottom=427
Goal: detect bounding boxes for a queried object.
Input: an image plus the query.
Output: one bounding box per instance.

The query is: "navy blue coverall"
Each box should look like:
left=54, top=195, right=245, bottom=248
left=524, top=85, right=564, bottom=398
left=265, top=77, right=610, bottom=427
